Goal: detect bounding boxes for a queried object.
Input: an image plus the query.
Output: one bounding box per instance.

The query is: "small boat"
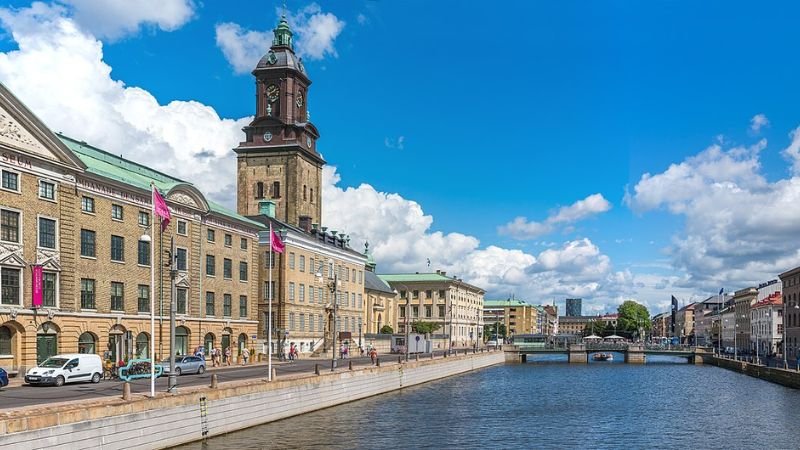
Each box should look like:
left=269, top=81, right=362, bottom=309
left=593, top=353, right=613, bottom=361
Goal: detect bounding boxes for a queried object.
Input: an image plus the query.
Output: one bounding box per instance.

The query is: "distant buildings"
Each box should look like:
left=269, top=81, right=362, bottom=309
left=483, top=299, right=538, bottom=336
left=751, top=280, right=782, bottom=356
left=565, top=298, right=582, bottom=317
left=779, top=267, right=800, bottom=362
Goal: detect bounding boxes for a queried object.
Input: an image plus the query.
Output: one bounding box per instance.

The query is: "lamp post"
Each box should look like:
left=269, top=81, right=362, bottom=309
left=326, top=258, right=338, bottom=371
left=139, top=228, right=154, bottom=398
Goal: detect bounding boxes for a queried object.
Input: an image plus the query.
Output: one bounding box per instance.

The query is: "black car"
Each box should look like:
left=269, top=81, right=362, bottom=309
left=0, top=367, right=9, bottom=387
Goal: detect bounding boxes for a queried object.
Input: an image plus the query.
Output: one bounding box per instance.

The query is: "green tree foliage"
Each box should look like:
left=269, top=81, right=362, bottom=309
left=379, top=325, right=394, bottom=334
left=583, top=320, right=607, bottom=336
left=411, top=321, right=441, bottom=334
left=483, top=323, right=507, bottom=340
left=617, top=300, right=651, bottom=333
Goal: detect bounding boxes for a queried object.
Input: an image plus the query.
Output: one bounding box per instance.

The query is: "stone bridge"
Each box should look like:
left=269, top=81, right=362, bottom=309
left=503, top=343, right=711, bottom=364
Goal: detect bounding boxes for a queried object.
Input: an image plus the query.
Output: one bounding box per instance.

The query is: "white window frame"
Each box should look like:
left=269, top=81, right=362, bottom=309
left=111, top=204, right=124, bottom=222
left=176, top=246, right=189, bottom=272
left=0, top=206, right=22, bottom=244
left=0, top=168, right=20, bottom=194
left=41, top=270, right=60, bottom=309
left=36, top=214, right=58, bottom=251
left=177, top=220, right=188, bottom=236
left=38, top=179, right=57, bottom=202
left=0, top=266, right=23, bottom=306
left=81, top=196, right=95, bottom=214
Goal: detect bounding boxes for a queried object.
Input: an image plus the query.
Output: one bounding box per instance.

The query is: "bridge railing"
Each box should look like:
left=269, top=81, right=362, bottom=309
left=585, top=343, right=629, bottom=351
left=643, top=344, right=695, bottom=351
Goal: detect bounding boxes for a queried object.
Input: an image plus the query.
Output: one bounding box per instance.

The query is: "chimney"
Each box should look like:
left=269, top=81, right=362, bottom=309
left=258, top=201, right=275, bottom=218
left=299, top=216, right=312, bottom=233
left=441, top=271, right=446, bottom=276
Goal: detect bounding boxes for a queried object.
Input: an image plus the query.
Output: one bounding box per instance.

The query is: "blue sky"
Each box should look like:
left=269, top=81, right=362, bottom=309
left=2, top=1, right=800, bottom=315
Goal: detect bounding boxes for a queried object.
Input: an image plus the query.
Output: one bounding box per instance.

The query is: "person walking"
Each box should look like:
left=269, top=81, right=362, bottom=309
left=209, top=347, right=217, bottom=367
left=224, top=347, right=232, bottom=366
left=242, top=347, right=250, bottom=365
left=370, top=348, right=377, bottom=365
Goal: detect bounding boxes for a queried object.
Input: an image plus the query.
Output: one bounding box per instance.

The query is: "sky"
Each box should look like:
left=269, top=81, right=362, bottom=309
left=2, top=1, right=800, bottom=316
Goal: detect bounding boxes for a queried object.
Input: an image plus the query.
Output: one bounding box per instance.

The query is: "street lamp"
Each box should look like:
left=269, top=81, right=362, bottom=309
left=392, top=285, right=411, bottom=362
left=321, top=258, right=339, bottom=371
left=139, top=229, right=155, bottom=398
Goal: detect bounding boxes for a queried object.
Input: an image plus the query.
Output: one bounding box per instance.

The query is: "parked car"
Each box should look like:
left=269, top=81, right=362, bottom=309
left=485, top=340, right=499, bottom=347
left=160, top=355, right=206, bottom=376
left=25, top=354, right=103, bottom=386
left=0, top=367, right=8, bottom=387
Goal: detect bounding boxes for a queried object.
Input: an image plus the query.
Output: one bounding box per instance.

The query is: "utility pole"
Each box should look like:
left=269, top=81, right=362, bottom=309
left=167, top=237, right=177, bottom=392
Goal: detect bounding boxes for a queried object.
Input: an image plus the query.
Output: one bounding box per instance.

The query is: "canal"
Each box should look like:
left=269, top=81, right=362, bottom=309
left=176, top=360, right=800, bottom=449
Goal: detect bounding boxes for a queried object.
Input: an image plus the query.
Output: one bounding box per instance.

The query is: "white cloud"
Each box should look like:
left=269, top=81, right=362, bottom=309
left=498, top=193, right=611, bottom=239
left=356, top=13, right=367, bottom=25
left=750, top=113, right=769, bottom=133
left=627, top=131, right=800, bottom=289
left=214, top=22, right=271, bottom=74
left=59, top=0, right=196, bottom=41
left=384, top=135, right=404, bottom=150
left=0, top=3, right=246, bottom=205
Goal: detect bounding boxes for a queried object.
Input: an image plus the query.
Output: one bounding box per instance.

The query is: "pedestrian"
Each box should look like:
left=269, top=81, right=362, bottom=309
left=360, top=346, right=365, bottom=357
left=242, top=347, right=250, bottom=365
left=209, top=347, right=217, bottom=367
left=370, top=348, right=377, bottom=365
left=289, top=343, right=295, bottom=361
left=224, top=347, right=232, bottom=366
left=215, top=347, right=222, bottom=366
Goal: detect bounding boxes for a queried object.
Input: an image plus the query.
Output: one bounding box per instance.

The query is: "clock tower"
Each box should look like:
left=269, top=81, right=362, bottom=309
left=235, top=15, right=323, bottom=229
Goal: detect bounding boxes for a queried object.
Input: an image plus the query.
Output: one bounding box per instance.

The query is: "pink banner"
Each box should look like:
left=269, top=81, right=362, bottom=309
left=31, top=265, right=43, bottom=308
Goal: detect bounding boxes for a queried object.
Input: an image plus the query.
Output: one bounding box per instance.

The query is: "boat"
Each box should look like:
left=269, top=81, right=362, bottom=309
left=592, top=353, right=613, bottom=361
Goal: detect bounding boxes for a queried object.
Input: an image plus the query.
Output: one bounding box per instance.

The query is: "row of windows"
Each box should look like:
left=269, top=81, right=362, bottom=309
left=204, top=292, right=248, bottom=318
left=205, top=255, right=249, bottom=281
left=286, top=313, right=362, bottom=333
left=206, top=229, right=248, bottom=250
left=254, top=181, right=315, bottom=204
left=286, top=253, right=363, bottom=285
left=286, top=282, right=363, bottom=309
left=399, top=304, right=447, bottom=319
left=1, top=170, right=58, bottom=202
left=399, top=289, right=448, bottom=300
left=0, top=267, right=57, bottom=307
left=0, top=209, right=59, bottom=250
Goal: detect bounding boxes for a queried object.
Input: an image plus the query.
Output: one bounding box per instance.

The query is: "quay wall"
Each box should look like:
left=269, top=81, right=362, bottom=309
left=708, top=356, right=800, bottom=389
left=0, top=351, right=504, bottom=449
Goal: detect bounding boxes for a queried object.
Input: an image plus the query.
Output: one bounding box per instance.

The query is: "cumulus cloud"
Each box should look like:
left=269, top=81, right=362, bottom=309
left=216, top=3, right=345, bottom=74
left=750, top=113, right=769, bottom=133
left=627, top=132, right=800, bottom=289
left=498, top=193, right=611, bottom=239
left=59, top=0, right=196, bottom=41
left=0, top=3, right=246, bottom=205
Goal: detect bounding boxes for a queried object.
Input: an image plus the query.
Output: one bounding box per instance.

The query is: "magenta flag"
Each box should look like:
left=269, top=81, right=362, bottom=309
left=152, top=186, right=171, bottom=232
left=31, top=265, right=43, bottom=308
left=270, top=224, right=285, bottom=254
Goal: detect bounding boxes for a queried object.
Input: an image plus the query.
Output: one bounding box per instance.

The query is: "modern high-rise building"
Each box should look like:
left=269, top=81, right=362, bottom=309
left=565, top=298, right=582, bottom=317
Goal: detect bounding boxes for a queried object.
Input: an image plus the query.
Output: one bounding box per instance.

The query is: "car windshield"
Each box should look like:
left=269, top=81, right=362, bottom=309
left=39, top=357, right=68, bottom=368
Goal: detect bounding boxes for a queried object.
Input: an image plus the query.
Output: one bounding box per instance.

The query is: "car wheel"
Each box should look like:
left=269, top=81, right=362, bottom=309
left=91, top=372, right=101, bottom=383
left=175, top=367, right=182, bottom=376
left=54, top=375, right=65, bottom=387
left=197, top=365, right=205, bottom=375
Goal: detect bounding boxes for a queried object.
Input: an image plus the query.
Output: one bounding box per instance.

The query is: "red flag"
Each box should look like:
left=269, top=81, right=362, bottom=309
left=152, top=186, right=171, bottom=232
left=270, top=224, right=284, bottom=254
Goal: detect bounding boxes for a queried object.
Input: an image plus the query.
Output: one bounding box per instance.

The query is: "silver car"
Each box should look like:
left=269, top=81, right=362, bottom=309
left=160, top=355, right=206, bottom=376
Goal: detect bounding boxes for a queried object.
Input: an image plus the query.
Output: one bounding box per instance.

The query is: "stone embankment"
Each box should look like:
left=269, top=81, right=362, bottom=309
left=708, top=355, right=800, bottom=389
left=0, top=350, right=504, bottom=449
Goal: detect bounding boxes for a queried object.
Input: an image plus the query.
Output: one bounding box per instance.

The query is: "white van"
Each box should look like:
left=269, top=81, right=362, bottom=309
left=25, top=353, right=103, bottom=386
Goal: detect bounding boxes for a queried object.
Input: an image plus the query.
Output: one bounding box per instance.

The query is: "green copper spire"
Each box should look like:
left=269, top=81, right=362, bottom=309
left=364, top=241, right=377, bottom=271
left=273, top=15, right=293, bottom=49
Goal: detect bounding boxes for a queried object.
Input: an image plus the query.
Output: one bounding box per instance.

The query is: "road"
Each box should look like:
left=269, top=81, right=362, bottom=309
left=0, top=350, right=468, bottom=411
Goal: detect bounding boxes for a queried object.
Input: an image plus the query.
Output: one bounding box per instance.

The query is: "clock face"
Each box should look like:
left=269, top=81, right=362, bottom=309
left=296, top=93, right=304, bottom=107
left=263, top=131, right=273, bottom=142
left=266, top=84, right=279, bottom=103
left=267, top=51, right=277, bottom=65
left=306, top=136, right=312, bottom=148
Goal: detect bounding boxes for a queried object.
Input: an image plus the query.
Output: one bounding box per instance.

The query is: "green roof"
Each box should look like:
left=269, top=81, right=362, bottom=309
left=58, top=134, right=263, bottom=229
left=378, top=273, right=455, bottom=283
left=484, top=299, right=533, bottom=307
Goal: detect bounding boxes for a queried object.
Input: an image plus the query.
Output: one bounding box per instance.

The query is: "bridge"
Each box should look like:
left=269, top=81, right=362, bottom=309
left=503, top=343, right=711, bottom=364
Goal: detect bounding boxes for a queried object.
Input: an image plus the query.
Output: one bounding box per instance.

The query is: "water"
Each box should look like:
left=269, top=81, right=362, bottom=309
left=176, top=359, right=800, bottom=449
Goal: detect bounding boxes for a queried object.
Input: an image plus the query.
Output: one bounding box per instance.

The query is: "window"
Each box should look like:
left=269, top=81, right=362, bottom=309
left=177, top=220, right=187, bottom=235
left=111, top=235, right=125, bottom=262
left=358, top=294, right=362, bottom=309
left=0, top=326, right=11, bottom=355
left=138, top=211, right=150, bottom=226
left=239, top=262, right=248, bottom=281
left=438, top=305, right=446, bottom=317
left=223, top=258, right=232, bottom=279
left=0, top=210, right=19, bottom=243
left=289, top=282, right=295, bottom=301
left=177, top=288, right=187, bottom=314
left=309, top=286, right=315, bottom=303
left=206, top=254, right=216, bottom=276
left=256, top=182, right=264, bottom=198
left=310, top=314, right=315, bottom=332
left=81, top=196, right=95, bottom=213
left=399, top=290, right=406, bottom=299
left=310, top=188, right=314, bottom=203
left=300, top=313, right=306, bottom=330
left=111, top=204, right=123, bottom=220
left=39, top=180, right=55, bottom=200
left=224, top=234, right=232, bottom=247
left=1, top=268, right=20, bottom=305
left=241, top=238, right=248, bottom=250
left=289, top=313, right=295, bottom=331
left=425, top=305, right=432, bottom=318
left=412, top=290, right=419, bottom=299
left=39, top=217, right=56, bottom=248
left=176, top=248, right=187, bottom=271
left=80, top=229, right=96, bottom=257
left=207, top=229, right=215, bottom=242
left=138, top=240, right=150, bottom=265
left=239, top=295, right=248, bottom=318
left=425, top=290, right=432, bottom=299
left=111, top=282, right=124, bottom=311
left=272, top=181, right=280, bottom=198
left=1, top=170, right=18, bottom=191
left=438, top=290, right=446, bottom=299
left=299, top=284, right=305, bottom=302
left=43, top=272, right=56, bottom=307
left=412, top=306, right=419, bottom=318
left=318, top=315, right=324, bottom=332
left=80, top=278, right=95, bottom=309
left=399, top=305, right=406, bottom=318
left=303, top=185, right=307, bottom=201
left=206, top=292, right=215, bottom=316
left=223, top=294, right=232, bottom=317
left=289, top=252, right=295, bottom=269
left=137, top=285, right=150, bottom=312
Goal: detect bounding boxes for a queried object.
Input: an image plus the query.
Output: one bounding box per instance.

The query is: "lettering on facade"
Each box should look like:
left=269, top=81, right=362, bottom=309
left=78, top=178, right=149, bottom=207
left=1, top=152, right=33, bottom=169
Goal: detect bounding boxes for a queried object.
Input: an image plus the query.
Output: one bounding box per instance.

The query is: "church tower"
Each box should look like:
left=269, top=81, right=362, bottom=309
left=235, top=15, right=323, bottom=229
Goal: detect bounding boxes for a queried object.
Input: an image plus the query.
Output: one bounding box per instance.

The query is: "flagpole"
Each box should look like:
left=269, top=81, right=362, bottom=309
left=149, top=183, right=156, bottom=398
left=268, top=223, right=273, bottom=382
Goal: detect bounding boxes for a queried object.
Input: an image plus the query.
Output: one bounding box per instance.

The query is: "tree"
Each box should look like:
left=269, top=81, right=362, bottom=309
left=411, top=321, right=440, bottom=334
left=379, top=325, right=393, bottom=334
left=483, top=323, right=506, bottom=340
left=583, top=320, right=607, bottom=336
left=617, top=300, right=651, bottom=334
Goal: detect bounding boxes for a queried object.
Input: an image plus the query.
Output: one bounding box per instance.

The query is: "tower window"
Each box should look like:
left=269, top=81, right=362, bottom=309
left=256, top=182, right=264, bottom=199
left=310, top=188, right=314, bottom=203
left=303, top=185, right=307, bottom=201
left=272, top=181, right=281, bottom=199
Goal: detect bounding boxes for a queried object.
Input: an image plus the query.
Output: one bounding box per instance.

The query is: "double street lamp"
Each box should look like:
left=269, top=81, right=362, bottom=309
left=393, top=285, right=411, bottom=362
left=317, top=258, right=339, bottom=371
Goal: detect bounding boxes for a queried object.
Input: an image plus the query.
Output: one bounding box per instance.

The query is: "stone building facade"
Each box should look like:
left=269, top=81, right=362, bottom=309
left=0, top=83, right=262, bottom=372
left=483, top=299, right=538, bottom=336
left=363, top=244, right=396, bottom=335
left=733, top=287, right=757, bottom=353
left=779, top=266, right=800, bottom=363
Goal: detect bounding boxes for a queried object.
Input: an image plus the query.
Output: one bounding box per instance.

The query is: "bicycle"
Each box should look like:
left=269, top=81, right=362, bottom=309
left=102, top=365, right=119, bottom=381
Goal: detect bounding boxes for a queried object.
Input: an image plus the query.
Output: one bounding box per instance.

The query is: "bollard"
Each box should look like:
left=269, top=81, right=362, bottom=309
left=122, top=381, right=131, bottom=400
left=376, top=357, right=381, bottom=367
left=349, top=360, right=353, bottom=371
left=210, top=373, right=218, bottom=388
left=443, top=351, right=447, bottom=358
left=431, top=352, right=434, bottom=360
left=398, top=355, right=402, bottom=364
left=315, top=364, right=320, bottom=376
left=272, top=367, right=277, bottom=380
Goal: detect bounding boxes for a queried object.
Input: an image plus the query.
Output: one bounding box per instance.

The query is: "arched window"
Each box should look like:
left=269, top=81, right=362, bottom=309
left=272, top=181, right=280, bottom=199
left=175, top=326, right=189, bottom=356
left=0, top=326, right=11, bottom=355
left=78, top=332, right=96, bottom=354
left=136, top=332, right=149, bottom=359
left=238, top=333, right=248, bottom=351
left=256, top=182, right=264, bottom=199
left=204, top=333, right=215, bottom=353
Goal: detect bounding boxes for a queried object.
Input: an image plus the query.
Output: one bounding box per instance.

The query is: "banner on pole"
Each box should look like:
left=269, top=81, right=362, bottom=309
left=31, top=265, right=43, bottom=308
